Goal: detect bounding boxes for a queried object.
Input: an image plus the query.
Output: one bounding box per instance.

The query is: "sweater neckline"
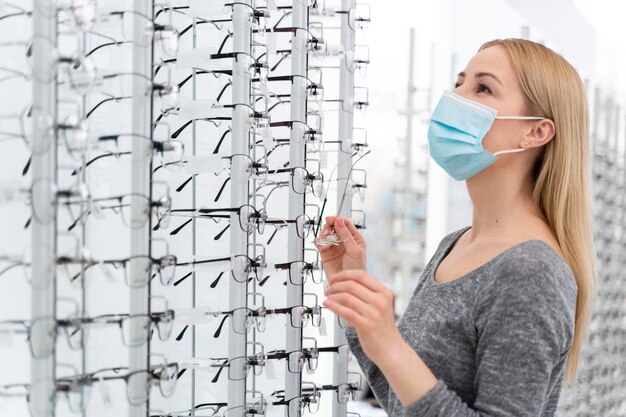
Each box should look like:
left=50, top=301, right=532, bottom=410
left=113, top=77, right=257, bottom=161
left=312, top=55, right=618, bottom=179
left=429, top=226, right=560, bottom=287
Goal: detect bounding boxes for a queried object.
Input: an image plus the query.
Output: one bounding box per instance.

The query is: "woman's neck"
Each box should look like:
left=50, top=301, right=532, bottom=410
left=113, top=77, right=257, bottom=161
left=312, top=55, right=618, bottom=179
left=464, top=174, right=543, bottom=243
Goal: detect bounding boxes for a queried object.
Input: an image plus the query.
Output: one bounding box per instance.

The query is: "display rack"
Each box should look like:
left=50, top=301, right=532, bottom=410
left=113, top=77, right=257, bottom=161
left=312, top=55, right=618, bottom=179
left=0, top=1, right=371, bottom=417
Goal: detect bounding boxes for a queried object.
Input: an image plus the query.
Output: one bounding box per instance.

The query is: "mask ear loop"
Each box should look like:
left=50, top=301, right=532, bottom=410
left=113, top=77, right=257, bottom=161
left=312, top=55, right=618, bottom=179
left=494, top=116, right=546, bottom=120
left=491, top=116, right=545, bottom=156
left=493, top=148, right=528, bottom=156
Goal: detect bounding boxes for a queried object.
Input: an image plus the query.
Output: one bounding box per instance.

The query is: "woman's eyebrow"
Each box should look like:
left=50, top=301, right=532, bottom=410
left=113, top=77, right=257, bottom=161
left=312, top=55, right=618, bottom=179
left=457, top=71, right=503, bottom=86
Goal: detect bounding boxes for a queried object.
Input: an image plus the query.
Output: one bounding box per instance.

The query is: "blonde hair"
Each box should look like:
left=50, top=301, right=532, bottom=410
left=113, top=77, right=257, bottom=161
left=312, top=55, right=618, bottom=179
left=478, top=38, right=598, bottom=389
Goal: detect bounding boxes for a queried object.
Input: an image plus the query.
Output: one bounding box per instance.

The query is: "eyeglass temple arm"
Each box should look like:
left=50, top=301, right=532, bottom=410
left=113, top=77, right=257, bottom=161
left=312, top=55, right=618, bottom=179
left=214, top=177, right=231, bottom=202
left=213, top=315, right=229, bottom=339
left=336, top=150, right=371, bottom=216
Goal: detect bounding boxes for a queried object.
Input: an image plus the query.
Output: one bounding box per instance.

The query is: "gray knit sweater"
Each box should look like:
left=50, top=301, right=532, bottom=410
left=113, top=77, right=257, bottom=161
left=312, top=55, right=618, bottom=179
left=345, top=225, right=578, bottom=416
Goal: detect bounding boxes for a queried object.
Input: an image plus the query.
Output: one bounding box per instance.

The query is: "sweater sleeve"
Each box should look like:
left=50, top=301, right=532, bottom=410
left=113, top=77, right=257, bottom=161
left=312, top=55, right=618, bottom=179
left=401, top=252, right=577, bottom=416
left=342, top=229, right=466, bottom=414
left=345, top=326, right=392, bottom=410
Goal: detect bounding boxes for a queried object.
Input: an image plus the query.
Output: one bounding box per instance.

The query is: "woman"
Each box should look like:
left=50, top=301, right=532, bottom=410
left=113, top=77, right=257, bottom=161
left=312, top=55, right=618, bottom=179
left=316, top=38, right=597, bottom=416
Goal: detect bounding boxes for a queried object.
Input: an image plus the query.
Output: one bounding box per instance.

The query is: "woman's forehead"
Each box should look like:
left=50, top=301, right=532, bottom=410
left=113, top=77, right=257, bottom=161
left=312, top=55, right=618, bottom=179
left=464, top=46, right=514, bottom=85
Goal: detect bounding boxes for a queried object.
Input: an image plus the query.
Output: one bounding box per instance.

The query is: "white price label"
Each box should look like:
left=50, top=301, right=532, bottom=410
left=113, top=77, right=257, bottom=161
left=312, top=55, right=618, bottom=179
left=98, top=377, right=114, bottom=408
left=319, top=316, right=328, bottom=336
left=99, top=263, right=117, bottom=283
left=265, top=358, right=275, bottom=380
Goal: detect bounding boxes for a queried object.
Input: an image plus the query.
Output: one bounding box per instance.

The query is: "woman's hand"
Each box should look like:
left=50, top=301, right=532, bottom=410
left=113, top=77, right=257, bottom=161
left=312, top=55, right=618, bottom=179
left=323, top=269, right=402, bottom=367
left=314, top=216, right=366, bottom=278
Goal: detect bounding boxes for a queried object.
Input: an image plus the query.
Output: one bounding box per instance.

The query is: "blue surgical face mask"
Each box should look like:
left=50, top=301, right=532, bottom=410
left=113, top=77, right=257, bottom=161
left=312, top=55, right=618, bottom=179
left=427, top=90, right=545, bottom=181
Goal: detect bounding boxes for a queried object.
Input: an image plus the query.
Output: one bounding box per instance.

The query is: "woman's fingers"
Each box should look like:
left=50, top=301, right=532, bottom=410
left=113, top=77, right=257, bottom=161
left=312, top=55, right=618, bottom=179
left=325, top=216, right=365, bottom=247
left=329, top=270, right=386, bottom=293
left=316, top=244, right=331, bottom=252
left=323, top=293, right=372, bottom=328
left=325, top=279, right=378, bottom=304
left=334, top=217, right=363, bottom=258
left=324, top=215, right=338, bottom=227
left=340, top=217, right=365, bottom=244
left=315, top=216, right=366, bottom=268
left=315, top=220, right=333, bottom=240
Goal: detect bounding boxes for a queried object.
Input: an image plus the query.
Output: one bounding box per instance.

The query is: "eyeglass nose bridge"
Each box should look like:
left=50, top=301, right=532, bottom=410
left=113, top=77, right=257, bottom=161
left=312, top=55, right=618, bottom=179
left=307, top=23, right=327, bottom=54
left=302, top=293, right=322, bottom=327
left=151, top=181, right=171, bottom=220
left=56, top=97, right=86, bottom=143
left=305, top=202, right=321, bottom=223
left=347, top=370, right=363, bottom=390
left=246, top=341, right=266, bottom=370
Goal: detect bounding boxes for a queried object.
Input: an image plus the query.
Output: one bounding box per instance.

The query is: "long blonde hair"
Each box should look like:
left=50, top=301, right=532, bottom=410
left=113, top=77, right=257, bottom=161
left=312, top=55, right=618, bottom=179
left=478, top=38, right=598, bottom=389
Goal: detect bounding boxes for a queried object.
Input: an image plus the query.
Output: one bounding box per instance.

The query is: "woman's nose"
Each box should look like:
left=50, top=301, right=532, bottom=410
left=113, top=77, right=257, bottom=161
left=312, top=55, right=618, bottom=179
left=452, top=84, right=471, bottom=100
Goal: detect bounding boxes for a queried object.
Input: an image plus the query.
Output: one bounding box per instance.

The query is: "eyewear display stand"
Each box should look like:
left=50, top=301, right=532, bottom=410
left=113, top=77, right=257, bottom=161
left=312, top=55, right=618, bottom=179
left=229, top=1, right=252, bottom=415
left=1, top=1, right=371, bottom=416
left=128, top=1, right=154, bottom=417
left=30, top=4, right=58, bottom=417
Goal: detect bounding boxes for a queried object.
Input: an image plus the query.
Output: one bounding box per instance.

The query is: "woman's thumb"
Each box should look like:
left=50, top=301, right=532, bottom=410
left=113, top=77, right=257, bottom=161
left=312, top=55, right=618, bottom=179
left=335, top=217, right=360, bottom=255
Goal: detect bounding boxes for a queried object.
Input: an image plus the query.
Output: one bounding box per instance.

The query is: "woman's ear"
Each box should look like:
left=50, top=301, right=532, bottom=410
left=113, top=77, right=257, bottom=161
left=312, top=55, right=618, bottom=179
left=524, top=119, right=555, bottom=148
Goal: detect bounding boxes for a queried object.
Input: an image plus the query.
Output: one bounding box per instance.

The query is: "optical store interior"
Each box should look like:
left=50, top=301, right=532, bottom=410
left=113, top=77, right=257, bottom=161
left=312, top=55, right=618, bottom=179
left=0, top=0, right=625, bottom=416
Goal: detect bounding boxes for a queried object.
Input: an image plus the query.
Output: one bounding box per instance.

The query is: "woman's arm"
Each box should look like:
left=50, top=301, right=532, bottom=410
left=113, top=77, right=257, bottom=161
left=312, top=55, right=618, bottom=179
left=324, top=271, right=438, bottom=407
left=324, top=252, right=577, bottom=416
left=344, top=327, right=392, bottom=410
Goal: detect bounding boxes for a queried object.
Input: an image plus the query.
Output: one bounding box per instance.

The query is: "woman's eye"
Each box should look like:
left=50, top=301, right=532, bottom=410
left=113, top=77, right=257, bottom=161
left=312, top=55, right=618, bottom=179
left=452, top=81, right=491, bottom=94
left=478, top=83, right=492, bottom=94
